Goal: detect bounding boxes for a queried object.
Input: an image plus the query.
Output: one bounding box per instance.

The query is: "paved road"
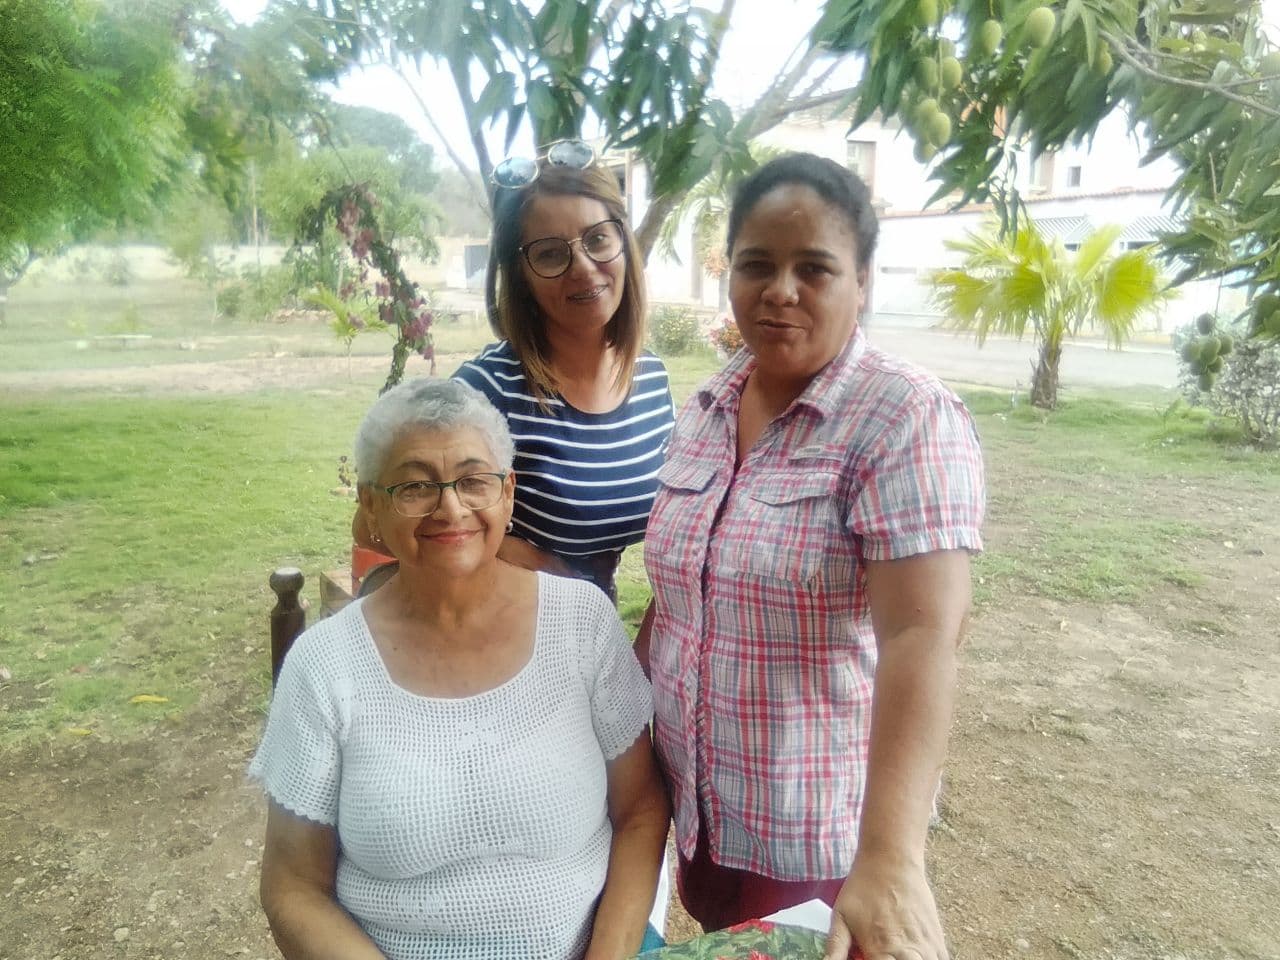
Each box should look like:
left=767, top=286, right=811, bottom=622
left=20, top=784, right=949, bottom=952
left=864, top=314, right=1178, bottom=392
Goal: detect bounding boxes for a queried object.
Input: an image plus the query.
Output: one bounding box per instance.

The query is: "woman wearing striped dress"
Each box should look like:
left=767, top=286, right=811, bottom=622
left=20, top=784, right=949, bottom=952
left=357, top=156, right=674, bottom=603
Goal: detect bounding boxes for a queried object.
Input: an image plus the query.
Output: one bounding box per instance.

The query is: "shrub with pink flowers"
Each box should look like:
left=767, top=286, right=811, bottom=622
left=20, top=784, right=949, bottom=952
left=299, top=183, right=435, bottom=394
left=707, top=312, right=744, bottom=356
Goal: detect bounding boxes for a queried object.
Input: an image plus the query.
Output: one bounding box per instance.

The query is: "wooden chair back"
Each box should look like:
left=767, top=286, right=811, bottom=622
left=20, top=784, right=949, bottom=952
left=269, top=568, right=306, bottom=687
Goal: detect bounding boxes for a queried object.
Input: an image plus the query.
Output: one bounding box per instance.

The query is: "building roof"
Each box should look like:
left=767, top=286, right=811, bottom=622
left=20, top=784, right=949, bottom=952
left=1119, top=215, right=1182, bottom=242
left=1033, top=216, right=1092, bottom=243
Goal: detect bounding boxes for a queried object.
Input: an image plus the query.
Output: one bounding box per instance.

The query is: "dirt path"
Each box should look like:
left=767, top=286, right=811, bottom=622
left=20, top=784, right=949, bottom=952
left=0, top=352, right=458, bottom=395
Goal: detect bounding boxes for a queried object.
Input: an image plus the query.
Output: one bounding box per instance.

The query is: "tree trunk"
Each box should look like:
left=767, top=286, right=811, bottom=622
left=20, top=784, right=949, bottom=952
left=1030, top=337, right=1063, bottom=409
left=634, top=190, right=682, bottom=263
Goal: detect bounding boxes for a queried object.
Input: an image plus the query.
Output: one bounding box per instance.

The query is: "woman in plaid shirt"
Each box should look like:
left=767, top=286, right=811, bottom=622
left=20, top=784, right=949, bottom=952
left=638, top=154, right=985, bottom=960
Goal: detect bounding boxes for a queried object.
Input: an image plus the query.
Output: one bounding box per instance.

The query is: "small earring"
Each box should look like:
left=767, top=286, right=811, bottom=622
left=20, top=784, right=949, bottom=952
left=506, top=521, right=514, bottom=533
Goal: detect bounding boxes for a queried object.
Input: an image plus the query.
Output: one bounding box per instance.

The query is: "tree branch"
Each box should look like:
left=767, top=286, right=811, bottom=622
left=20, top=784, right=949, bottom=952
left=759, top=86, right=859, bottom=130
left=798, top=57, right=842, bottom=101
left=392, top=65, right=488, bottom=213
left=742, top=42, right=827, bottom=138
left=632, top=0, right=737, bottom=256
left=1102, top=30, right=1280, bottom=119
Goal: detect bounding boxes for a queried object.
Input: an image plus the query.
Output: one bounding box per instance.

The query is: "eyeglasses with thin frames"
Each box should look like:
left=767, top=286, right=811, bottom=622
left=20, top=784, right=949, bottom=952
left=490, top=138, right=596, bottom=189
left=519, top=219, right=625, bottom=279
left=381, top=472, right=508, bottom=518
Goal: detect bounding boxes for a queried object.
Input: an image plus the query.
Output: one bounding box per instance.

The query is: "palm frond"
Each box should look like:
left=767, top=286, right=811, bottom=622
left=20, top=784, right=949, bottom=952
left=1094, top=250, right=1169, bottom=346
left=1073, top=224, right=1123, bottom=280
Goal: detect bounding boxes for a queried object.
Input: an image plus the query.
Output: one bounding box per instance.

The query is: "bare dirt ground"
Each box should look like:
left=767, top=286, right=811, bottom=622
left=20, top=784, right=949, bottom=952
left=2, top=357, right=1277, bottom=960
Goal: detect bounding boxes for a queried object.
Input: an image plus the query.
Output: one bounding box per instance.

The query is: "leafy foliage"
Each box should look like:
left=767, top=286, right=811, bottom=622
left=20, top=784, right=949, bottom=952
left=813, top=0, right=1280, bottom=339
left=279, top=0, right=853, bottom=255
left=1175, top=313, right=1280, bottom=445
left=647, top=304, right=702, bottom=357
left=637, top=920, right=825, bottom=959
left=297, top=185, right=436, bottom=392
left=930, top=217, right=1169, bottom=408
left=0, top=0, right=188, bottom=275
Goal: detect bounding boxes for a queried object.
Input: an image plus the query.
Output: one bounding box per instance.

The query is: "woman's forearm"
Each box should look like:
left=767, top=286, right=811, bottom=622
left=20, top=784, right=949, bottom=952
left=263, top=885, right=387, bottom=960
left=584, top=792, right=671, bottom=960
left=856, top=623, right=957, bottom=867
left=497, top=534, right=578, bottom=577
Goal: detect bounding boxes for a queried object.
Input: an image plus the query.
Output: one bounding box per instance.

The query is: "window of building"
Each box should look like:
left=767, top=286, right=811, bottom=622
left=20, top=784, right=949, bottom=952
left=1067, top=165, right=1083, bottom=188
left=1029, top=154, right=1055, bottom=192
left=845, top=139, right=876, bottom=192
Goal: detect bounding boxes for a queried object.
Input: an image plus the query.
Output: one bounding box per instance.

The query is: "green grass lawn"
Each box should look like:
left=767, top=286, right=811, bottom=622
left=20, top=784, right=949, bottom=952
left=3, top=275, right=1278, bottom=749
left=6, top=380, right=1276, bottom=749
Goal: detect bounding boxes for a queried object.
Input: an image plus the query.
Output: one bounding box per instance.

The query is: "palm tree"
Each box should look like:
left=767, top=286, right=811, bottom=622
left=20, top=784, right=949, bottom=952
left=930, top=218, right=1170, bottom=408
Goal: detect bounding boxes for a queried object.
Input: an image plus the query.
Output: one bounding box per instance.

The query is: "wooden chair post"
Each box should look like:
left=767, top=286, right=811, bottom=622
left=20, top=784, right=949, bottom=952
left=269, top=567, right=306, bottom=687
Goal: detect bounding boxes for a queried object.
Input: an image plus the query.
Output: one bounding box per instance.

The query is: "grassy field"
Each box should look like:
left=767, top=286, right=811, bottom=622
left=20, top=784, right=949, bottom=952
left=4, top=360, right=1275, bottom=746
left=0, top=276, right=500, bottom=373
left=3, top=273, right=1276, bottom=744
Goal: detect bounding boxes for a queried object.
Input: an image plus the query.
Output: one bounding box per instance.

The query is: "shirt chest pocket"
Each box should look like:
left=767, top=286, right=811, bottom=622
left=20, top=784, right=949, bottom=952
left=648, top=457, right=720, bottom=569
left=719, top=469, right=854, bottom=587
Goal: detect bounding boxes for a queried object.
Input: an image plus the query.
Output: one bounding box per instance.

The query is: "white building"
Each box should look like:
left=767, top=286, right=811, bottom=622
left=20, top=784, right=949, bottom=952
left=640, top=107, right=1240, bottom=334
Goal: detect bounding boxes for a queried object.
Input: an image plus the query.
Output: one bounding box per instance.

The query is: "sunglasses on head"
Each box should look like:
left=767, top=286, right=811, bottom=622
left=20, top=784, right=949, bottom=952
left=491, top=138, right=596, bottom=189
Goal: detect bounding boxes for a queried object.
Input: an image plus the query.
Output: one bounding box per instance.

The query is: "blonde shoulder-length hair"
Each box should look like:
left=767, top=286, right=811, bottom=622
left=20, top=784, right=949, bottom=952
left=486, top=163, right=648, bottom=406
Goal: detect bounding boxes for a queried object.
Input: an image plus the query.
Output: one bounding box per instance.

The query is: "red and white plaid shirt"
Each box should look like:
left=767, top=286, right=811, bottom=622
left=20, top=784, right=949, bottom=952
left=645, top=328, right=985, bottom=880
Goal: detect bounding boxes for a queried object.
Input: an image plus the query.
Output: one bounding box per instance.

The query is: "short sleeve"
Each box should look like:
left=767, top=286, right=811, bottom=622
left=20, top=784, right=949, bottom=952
left=849, top=392, right=986, bottom=562
left=247, top=650, right=342, bottom=825
left=452, top=347, right=510, bottom=413
left=581, top=590, right=654, bottom=760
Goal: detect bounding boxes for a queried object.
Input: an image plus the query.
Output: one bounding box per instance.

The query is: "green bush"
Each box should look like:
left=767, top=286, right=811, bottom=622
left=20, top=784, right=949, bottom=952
left=222, top=265, right=299, bottom=322
left=1174, top=314, right=1280, bottom=446
left=217, top=280, right=247, bottom=319
left=648, top=305, right=701, bottom=357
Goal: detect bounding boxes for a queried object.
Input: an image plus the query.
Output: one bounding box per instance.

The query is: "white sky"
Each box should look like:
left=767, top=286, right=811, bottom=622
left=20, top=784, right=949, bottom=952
left=220, top=0, right=841, bottom=165
left=222, top=0, right=1280, bottom=169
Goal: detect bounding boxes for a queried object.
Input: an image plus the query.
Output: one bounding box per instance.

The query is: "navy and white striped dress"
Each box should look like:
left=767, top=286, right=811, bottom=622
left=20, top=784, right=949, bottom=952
left=453, top=342, right=675, bottom=586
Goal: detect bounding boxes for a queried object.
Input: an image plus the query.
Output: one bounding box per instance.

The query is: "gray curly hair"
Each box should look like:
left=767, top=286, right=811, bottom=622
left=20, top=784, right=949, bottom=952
left=353, top=378, right=515, bottom=485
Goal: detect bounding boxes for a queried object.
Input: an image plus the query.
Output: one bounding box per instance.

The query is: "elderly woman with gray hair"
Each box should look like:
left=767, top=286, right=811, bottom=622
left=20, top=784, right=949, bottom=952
left=250, top=377, right=669, bottom=960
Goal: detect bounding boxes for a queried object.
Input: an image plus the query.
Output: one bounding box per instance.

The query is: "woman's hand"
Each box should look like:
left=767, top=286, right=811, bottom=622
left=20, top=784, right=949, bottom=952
left=260, top=802, right=388, bottom=960
left=497, top=534, right=578, bottom=578
left=824, top=852, right=946, bottom=960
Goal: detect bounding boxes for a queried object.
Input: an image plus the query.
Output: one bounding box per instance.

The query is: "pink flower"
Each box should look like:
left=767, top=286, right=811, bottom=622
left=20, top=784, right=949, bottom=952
left=726, top=920, right=775, bottom=934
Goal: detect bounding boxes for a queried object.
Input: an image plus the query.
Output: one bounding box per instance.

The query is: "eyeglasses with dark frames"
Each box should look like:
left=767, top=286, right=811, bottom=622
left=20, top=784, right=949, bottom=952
left=490, top=138, right=596, bottom=189
left=381, top=472, right=508, bottom=518
left=518, top=219, right=625, bottom=279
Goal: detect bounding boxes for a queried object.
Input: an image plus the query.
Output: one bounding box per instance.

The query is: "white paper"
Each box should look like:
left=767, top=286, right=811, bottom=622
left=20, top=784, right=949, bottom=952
left=760, top=897, right=833, bottom=933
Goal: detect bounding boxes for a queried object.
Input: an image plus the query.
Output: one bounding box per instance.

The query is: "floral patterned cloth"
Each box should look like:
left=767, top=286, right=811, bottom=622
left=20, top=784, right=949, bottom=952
left=637, top=921, right=826, bottom=960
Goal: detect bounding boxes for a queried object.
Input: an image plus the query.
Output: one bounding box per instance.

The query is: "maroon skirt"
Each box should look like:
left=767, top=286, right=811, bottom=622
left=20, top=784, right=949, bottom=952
left=676, top=821, right=846, bottom=932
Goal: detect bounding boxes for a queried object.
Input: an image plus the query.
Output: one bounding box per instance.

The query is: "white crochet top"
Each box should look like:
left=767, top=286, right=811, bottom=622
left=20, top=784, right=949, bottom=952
left=249, top=573, right=654, bottom=960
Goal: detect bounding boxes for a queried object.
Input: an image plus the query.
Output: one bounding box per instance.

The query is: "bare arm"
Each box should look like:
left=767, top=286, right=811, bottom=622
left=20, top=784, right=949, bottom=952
left=584, top=732, right=671, bottom=960
left=632, top=600, right=656, bottom=678
left=260, top=802, right=387, bottom=960
left=496, top=534, right=578, bottom=578
left=824, top=549, right=971, bottom=960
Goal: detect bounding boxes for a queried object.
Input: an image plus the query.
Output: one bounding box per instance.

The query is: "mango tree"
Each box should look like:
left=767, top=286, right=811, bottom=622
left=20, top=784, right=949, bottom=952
left=813, top=0, right=1280, bottom=341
